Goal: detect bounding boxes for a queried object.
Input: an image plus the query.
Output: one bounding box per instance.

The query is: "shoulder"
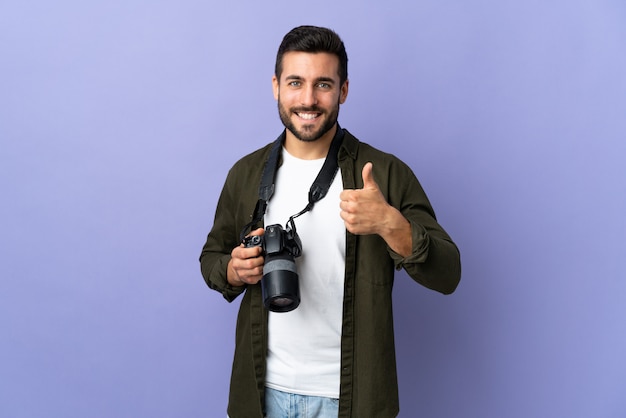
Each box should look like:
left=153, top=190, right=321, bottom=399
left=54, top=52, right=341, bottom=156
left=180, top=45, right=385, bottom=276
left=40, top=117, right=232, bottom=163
left=231, top=142, right=274, bottom=171
left=217, top=141, right=276, bottom=198
left=225, top=142, right=275, bottom=180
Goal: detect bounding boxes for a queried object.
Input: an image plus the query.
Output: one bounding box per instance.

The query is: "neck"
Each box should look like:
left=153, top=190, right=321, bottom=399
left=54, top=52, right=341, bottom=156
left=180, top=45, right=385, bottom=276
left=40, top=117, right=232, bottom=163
left=284, top=124, right=338, bottom=160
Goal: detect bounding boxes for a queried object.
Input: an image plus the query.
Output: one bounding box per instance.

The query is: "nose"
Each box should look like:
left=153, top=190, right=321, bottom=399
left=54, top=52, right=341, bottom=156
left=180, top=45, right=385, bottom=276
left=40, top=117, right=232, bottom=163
left=299, top=84, right=318, bottom=107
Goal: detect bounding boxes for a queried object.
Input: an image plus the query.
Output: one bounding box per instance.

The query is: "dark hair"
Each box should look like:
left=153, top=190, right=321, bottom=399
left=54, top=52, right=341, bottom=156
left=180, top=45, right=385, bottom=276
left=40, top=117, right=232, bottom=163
left=275, top=25, right=348, bottom=86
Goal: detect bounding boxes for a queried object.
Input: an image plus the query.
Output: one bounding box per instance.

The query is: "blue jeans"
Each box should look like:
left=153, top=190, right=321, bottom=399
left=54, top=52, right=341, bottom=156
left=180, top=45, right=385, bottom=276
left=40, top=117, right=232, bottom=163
left=264, top=387, right=339, bottom=418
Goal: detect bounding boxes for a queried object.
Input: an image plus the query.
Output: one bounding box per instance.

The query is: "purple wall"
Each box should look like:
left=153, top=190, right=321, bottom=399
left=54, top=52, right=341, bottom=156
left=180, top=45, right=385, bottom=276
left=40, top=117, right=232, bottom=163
left=1, top=1, right=624, bottom=417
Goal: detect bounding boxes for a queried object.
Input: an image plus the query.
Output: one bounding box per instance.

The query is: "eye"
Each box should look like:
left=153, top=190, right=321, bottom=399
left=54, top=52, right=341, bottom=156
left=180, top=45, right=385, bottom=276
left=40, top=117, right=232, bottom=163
left=288, top=81, right=301, bottom=87
left=317, top=82, right=331, bottom=89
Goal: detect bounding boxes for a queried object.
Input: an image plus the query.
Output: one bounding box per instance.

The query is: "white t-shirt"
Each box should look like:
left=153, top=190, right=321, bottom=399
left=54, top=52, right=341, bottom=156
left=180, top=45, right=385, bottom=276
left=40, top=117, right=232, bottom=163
left=264, top=147, right=346, bottom=398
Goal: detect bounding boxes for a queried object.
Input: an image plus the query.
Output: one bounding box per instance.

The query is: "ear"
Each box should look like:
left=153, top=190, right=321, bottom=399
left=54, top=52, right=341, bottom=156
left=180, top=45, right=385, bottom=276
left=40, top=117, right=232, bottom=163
left=272, top=75, right=279, bottom=100
left=339, top=79, right=349, bottom=104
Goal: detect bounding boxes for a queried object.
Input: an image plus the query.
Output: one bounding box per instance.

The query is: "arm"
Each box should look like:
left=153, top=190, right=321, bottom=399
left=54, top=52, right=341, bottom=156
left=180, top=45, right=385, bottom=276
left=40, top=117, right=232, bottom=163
left=199, top=176, right=246, bottom=301
left=199, top=145, right=275, bottom=300
left=199, top=164, right=265, bottom=300
left=340, top=161, right=461, bottom=294
left=340, top=162, right=412, bottom=257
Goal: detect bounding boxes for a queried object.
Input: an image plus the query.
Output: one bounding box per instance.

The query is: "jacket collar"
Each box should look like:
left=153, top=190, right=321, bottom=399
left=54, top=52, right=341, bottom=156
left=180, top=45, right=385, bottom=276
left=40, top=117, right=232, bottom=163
left=339, top=128, right=359, bottom=161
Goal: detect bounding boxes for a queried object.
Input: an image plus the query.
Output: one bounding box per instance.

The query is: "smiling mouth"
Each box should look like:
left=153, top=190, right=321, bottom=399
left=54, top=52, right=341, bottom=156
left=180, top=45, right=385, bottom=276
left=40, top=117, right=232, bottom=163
left=296, top=112, right=320, bottom=120
left=293, top=107, right=323, bottom=121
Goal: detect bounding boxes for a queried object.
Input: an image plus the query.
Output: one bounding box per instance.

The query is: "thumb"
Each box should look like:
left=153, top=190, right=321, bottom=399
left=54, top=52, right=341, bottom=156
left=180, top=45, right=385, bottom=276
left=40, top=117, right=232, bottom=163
left=361, top=162, right=378, bottom=189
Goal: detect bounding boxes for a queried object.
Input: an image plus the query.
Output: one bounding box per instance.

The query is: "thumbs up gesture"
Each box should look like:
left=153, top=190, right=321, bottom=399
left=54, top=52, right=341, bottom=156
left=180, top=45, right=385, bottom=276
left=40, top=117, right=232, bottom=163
left=340, top=162, right=389, bottom=235
left=340, top=162, right=412, bottom=256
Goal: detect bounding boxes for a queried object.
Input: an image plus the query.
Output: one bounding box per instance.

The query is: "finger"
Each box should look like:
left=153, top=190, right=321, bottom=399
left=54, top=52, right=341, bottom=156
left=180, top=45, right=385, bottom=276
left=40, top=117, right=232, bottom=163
left=361, top=162, right=377, bottom=189
left=233, top=242, right=263, bottom=260
left=240, top=227, right=265, bottom=250
left=250, top=227, right=265, bottom=236
left=241, top=227, right=265, bottom=243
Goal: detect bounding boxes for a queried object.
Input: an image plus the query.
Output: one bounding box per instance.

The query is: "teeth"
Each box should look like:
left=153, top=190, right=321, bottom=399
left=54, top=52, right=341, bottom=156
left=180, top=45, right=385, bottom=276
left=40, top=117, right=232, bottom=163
left=298, top=113, right=318, bottom=120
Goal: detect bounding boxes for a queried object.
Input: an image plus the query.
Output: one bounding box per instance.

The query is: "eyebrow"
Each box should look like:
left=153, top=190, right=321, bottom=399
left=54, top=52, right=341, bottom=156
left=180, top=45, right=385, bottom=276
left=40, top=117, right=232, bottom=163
left=285, top=75, right=336, bottom=84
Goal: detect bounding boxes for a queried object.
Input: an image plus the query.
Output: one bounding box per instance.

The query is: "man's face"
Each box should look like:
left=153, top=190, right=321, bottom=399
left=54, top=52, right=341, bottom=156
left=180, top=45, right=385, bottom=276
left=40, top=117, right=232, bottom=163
left=273, top=51, right=349, bottom=142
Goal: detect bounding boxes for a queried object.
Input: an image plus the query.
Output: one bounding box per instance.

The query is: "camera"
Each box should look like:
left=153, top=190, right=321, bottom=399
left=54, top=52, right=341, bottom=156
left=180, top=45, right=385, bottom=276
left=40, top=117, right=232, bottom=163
left=243, top=224, right=302, bottom=312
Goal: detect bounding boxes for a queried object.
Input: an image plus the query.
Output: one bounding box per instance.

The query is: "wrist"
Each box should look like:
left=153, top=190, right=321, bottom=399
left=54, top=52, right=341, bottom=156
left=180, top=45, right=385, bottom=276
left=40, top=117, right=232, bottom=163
left=227, top=259, right=246, bottom=287
left=380, top=207, right=412, bottom=257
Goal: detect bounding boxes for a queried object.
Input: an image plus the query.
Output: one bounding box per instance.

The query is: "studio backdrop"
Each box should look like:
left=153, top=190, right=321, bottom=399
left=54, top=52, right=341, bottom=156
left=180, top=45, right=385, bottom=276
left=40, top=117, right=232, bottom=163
left=1, top=0, right=625, bottom=417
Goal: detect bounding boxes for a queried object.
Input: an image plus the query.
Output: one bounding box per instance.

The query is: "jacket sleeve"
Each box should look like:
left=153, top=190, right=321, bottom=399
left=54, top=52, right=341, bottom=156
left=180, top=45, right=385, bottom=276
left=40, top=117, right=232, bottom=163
left=199, top=168, right=247, bottom=302
left=199, top=145, right=271, bottom=302
left=385, top=159, right=461, bottom=294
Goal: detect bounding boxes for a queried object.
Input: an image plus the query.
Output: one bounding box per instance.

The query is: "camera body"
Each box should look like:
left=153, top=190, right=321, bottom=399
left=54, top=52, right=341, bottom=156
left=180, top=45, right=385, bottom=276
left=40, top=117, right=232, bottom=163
left=243, top=224, right=302, bottom=312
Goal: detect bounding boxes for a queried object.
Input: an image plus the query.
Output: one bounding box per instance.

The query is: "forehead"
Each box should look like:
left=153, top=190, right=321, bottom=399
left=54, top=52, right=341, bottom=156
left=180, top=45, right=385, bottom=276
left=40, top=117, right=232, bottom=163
left=279, top=51, right=341, bottom=81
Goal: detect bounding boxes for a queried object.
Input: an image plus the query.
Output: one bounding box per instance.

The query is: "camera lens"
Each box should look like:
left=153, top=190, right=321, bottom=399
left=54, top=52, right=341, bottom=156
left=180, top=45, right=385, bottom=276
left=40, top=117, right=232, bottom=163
left=272, top=298, right=291, bottom=307
left=262, top=257, right=300, bottom=312
left=258, top=224, right=301, bottom=312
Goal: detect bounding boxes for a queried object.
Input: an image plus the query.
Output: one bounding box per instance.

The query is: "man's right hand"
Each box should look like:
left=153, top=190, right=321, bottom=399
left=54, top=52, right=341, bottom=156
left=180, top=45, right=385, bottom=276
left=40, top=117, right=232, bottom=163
left=227, top=228, right=265, bottom=287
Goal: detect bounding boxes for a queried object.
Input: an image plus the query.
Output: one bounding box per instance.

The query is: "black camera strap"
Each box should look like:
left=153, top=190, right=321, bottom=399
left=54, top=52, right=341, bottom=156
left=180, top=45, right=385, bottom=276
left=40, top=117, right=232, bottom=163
left=240, top=125, right=345, bottom=241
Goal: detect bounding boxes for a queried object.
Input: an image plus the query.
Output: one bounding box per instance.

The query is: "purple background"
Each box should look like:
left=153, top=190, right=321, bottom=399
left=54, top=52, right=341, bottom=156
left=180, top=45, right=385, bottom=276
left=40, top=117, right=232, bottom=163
left=1, top=1, right=625, bottom=417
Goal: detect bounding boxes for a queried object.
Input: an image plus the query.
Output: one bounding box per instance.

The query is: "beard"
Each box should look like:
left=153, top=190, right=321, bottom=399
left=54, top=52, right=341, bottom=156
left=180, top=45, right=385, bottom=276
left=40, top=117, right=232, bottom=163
left=277, top=97, right=340, bottom=142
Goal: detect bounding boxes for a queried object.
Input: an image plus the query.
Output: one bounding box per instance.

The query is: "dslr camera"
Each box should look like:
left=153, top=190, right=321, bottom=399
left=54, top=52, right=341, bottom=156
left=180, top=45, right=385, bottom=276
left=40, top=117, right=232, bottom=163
left=243, top=223, right=302, bottom=312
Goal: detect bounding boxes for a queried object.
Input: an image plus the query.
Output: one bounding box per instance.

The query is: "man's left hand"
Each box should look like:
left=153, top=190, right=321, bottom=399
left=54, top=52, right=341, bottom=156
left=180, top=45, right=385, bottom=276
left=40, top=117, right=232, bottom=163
left=340, top=162, right=413, bottom=257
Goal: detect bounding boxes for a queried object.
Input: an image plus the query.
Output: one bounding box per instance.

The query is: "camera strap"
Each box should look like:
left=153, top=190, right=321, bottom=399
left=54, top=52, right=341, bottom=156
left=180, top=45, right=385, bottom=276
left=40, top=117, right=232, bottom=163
left=240, top=125, right=345, bottom=241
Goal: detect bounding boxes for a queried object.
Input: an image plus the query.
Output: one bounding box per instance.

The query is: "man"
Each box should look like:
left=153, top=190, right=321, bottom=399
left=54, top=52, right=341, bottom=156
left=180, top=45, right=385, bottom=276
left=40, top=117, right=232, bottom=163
left=200, top=25, right=461, bottom=418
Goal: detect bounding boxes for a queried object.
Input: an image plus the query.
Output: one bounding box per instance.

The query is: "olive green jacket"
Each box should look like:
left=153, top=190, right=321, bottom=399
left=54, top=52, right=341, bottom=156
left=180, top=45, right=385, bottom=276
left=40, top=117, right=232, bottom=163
left=200, top=129, right=461, bottom=417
